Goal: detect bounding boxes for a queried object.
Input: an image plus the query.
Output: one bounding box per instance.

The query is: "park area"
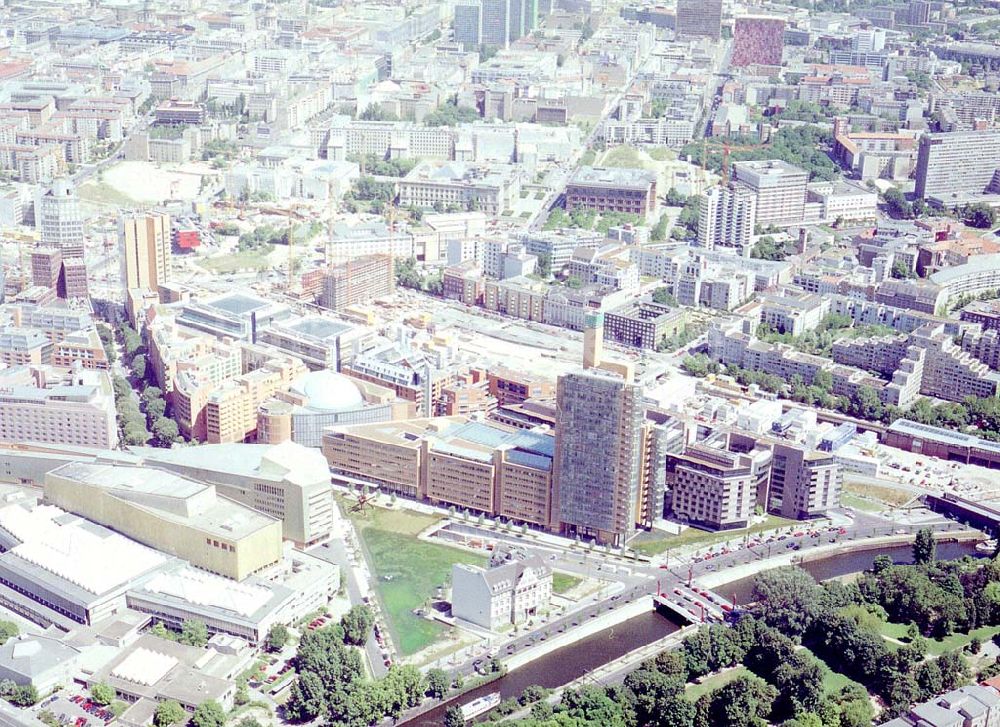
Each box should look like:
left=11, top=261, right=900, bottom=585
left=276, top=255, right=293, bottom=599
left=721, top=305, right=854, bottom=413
left=343, top=502, right=485, bottom=657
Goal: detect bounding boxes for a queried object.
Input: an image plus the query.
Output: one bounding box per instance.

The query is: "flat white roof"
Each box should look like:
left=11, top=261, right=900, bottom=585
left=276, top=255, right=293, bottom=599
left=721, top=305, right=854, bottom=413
left=141, top=567, right=273, bottom=618
left=110, top=647, right=177, bottom=686
left=0, top=503, right=167, bottom=595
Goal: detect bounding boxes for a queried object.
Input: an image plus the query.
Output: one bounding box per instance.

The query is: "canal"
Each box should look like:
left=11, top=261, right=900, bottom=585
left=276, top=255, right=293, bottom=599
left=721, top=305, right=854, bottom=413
left=403, top=540, right=981, bottom=725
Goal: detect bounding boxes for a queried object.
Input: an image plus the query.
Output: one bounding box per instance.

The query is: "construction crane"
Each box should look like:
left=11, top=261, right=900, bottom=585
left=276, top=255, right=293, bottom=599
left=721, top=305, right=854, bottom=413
left=720, top=141, right=761, bottom=186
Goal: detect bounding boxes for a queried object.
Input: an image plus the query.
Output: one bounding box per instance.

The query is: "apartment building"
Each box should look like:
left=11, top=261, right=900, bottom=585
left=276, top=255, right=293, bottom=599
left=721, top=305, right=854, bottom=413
left=565, top=166, right=657, bottom=218
left=604, top=301, right=686, bottom=350
left=668, top=445, right=755, bottom=530
left=487, top=368, right=554, bottom=407
left=769, top=443, right=841, bottom=520
left=698, top=184, right=757, bottom=252
left=676, top=0, right=722, bottom=39
left=915, top=129, right=1000, bottom=201
left=318, top=255, right=396, bottom=312
left=832, top=322, right=1000, bottom=403
left=732, top=160, right=808, bottom=227
left=120, top=212, right=171, bottom=291
left=205, top=347, right=307, bottom=444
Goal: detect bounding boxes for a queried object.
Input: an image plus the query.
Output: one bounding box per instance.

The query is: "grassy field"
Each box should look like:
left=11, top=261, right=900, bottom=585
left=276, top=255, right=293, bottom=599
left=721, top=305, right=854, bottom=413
left=345, top=503, right=486, bottom=656
left=800, top=646, right=866, bottom=696
left=840, top=494, right=884, bottom=513
left=843, top=481, right=915, bottom=507
left=600, top=145, right=650, bottom=169
left=78, top=181, right=139, bottom=208
left=685, top=666, right=752, bottom=700
left=552, top=572, right=583, bottom=594
left=198, top=246, right=275, bottom=274
left=878, top=620, right=1000, bottom=655
left=633, top=516, right=798, bottom=557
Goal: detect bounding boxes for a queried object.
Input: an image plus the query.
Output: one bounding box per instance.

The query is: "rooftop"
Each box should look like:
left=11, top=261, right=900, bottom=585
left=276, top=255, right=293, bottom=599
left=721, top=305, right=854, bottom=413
left=569, top=166, right=656, bottom=188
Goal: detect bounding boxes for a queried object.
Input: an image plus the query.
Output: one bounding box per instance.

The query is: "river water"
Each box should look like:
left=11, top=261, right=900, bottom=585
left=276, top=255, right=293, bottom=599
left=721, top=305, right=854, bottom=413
left=403, top=540, right=981, bottom=725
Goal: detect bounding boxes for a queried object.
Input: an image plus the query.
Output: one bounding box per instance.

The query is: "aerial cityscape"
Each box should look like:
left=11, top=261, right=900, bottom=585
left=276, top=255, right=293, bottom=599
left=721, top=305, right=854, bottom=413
left=0, top=0, right=998, bottom=725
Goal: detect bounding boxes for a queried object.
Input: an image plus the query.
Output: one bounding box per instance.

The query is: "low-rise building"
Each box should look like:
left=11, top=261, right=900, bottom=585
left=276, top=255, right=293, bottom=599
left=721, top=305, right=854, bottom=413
left=451, top=546, right=552, bottom=631
left=565, top=166, right=657, bottom=218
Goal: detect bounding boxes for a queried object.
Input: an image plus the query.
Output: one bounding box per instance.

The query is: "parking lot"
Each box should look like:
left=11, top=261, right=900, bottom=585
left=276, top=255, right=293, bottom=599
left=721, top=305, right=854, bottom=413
left=39, top=693, right=115, bottom=727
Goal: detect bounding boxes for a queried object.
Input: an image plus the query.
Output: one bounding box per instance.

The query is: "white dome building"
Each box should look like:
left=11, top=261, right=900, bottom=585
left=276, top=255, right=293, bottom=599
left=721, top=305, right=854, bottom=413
left=279, top=370, right=398, bottom=447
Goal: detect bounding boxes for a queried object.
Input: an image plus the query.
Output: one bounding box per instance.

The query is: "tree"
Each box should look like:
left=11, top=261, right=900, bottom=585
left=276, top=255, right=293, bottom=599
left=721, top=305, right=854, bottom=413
left=751, top=567, right=823, bottom=636
left=131, top=354, right=147, bottom=381
left=154, top=701, right=186, bottom=727
left=266, top=623, right=289, bottom=652
left=190, top=701, right=225, bottom=727
left=90, top=684, right=115, bottom=706
left=704, top=674, right=777, bottom=727
left=179, top=619, right=208, bottom=647
left=913, top=528, right=936, bottom=565
left=152, top=417, right=180, bottom=447
left=285, top=671, right=326, bottom=722
left=536, top=252, right=552, bottom=278
left=443, top=706, right=464, bottom=727
left=341, top=605, right=375, bottom=646
left=892, top=259, right=916, bottom=279
left=426, top=668, right=450, bottom=699
left=0, top=621, right=18, bottom=645
left=964, top=203, right=997, bottom=229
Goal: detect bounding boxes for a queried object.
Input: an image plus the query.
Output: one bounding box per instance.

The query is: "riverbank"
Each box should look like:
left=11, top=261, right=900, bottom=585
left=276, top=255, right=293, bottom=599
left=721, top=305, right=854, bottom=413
left=698, top=529, right=981, bottom=590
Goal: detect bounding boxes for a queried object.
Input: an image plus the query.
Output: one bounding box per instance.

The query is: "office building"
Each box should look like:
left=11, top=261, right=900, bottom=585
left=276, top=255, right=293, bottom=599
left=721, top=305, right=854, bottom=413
left=453, top=0, right=483, bottom=46
left=38, top=180, right=84, bottom=259
left=565, top=167, right=657, bottom=218
left=733, top=160, right=808, bottom=227
left=121, top=212, right=171, bottom=291
left=853, top=27, right=886, bottom=53
left=553, top=368, right=645, bottom=545
left=676, top=0, right=722, bottom=40
left=323, top=416, right=556, bottom=527
left=914, top=130, right=1000, bottom=201
left=698, top=184, right=757, bottom=252
left=732, top=16, right=786, bottom=68
left=452, top=545, right=552, bottom=630
left=31, top=248, right=61, bottom=291
left=768, top=443, right=841, bottom=519
left=508, top=0, right=537, bottom=41
left=482, top=0, right=511, bottom=46
left=668, top=445, right=755, bottom=530
left=0, top=369, right=117, bottom=449
left=318, top=254, right=396, bottom=312
left=44, top=463, right=284, bottom=581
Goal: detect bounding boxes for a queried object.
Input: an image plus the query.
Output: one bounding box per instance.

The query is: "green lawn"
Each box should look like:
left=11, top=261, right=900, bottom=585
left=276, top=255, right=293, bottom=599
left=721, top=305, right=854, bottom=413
left=843, top=481, right=914, bottom=507
left=600, top=145, right=648, bottom=169
left=840, top=494, right=884, bottom=513
left=345, top=503, right=486, bottom=656
left=686, top=666, right=751, bottom=700
left=198, top=246, right=275, bottom=274
left=552, top=572, right=583, bottom=594
left=878, top=621, right=1000, bottom=655
left=78, top=181, right=138, bottom=208
left=800, top=646, right=866, bottom=696
left=925, top=625, right=1000, bottom=655
left=633, top=516, right=798, bottom=556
